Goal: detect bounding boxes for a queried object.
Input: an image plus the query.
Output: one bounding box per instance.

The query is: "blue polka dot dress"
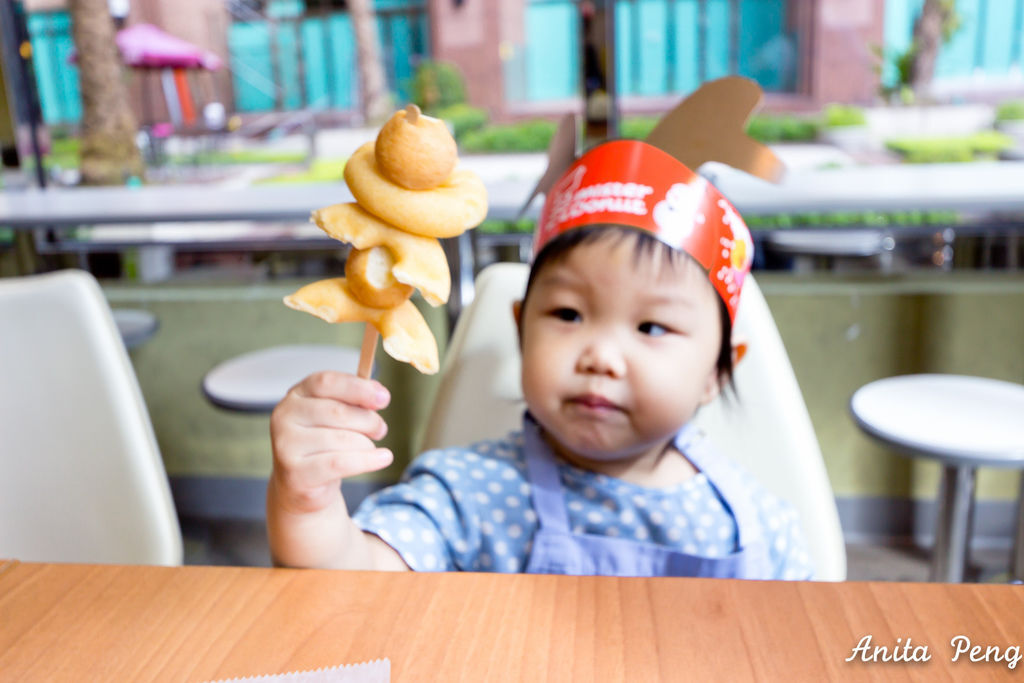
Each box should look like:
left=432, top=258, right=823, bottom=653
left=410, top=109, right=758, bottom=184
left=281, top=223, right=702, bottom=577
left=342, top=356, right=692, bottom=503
left=353, top=426, right=814, bottom=579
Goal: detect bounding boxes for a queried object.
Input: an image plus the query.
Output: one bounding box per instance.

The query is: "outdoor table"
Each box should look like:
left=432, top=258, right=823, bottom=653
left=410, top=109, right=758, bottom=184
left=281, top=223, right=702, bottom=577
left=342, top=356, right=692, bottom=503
left=201, top=344, right=362, bottom=413
left=2, top=560, right=1024, bottom=680
left=850, top=374, right=1024, bottom=583
left=3, top=162, right=1024, bottom=315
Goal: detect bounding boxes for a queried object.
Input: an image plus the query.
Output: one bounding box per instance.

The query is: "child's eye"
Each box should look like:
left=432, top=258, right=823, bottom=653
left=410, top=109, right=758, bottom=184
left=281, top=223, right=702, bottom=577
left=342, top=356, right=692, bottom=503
left=638, top=322, right=669, bottom=337
left=552, top=307, right=581, bottom=322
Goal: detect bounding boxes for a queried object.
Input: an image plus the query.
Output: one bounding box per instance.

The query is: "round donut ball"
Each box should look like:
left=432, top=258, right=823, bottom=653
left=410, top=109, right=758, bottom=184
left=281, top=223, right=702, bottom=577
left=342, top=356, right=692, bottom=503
left=374, top=105, right=458, bottom=190
left=345, top=246, right=414, bottom=309
left=345, top=142, right=488, bottom=239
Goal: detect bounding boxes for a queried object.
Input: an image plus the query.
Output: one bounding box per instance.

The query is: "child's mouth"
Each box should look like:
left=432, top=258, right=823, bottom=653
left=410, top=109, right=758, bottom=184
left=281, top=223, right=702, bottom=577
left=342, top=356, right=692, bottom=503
left=568, top=394, right=621, bottom=412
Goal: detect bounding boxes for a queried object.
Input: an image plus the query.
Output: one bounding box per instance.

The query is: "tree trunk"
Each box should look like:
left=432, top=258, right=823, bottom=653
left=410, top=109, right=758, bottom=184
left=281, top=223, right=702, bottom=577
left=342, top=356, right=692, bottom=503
left=69, top=0, right=144, bottom=185
left=909, top=0, right=954, bottom=100
left=348, top=0, right=392, bottom=124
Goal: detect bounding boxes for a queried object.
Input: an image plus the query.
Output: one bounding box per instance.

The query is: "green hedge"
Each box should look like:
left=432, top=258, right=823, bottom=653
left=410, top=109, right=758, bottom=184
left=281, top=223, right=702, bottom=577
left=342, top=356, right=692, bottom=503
left=745, top=210, right=960, bottom=230
left=619, top=116, right=659, bottom=140
left=746, top=115, right=821, bottom=143
left=436, top=103, right=489, bottom=140
left=477, top=211, right=960, bottom=234
left=823, top=103, right=867, bottom=128
left=619, top=114, right=821, bottom=144
left=477, top=218, right=536, bottom=234
left=995, top=100, right=1024, bottom=123
left=256, top=158, right=347, bottom=185
left=410, top=61, right=467, bottom=112
left=885, top=131, right=1014, bottom=163
left=460, top=119, right=558, bottom=153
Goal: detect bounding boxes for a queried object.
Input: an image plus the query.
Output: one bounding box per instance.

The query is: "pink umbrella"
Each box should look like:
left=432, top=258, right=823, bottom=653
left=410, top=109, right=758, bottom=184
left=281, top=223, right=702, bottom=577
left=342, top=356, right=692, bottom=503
left=69, top=23, right=223, bottom=71
left=70, top=23, right=223, bottom=128
left=115, top=23, right=222, bottom=71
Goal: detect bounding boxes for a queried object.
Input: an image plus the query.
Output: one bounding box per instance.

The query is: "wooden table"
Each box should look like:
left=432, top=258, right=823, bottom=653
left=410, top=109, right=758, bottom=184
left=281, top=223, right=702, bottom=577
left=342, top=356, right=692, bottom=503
left=2, top=561, right=1024, bottom=681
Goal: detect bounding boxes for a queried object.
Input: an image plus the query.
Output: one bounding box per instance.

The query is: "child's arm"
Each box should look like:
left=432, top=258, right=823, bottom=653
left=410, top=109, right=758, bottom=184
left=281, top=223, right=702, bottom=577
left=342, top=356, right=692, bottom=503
left=267, top=371, right=410, bottom=571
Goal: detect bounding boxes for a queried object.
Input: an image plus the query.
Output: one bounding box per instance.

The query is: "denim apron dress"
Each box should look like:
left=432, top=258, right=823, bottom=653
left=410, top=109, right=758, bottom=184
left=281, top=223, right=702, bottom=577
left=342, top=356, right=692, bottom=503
left=522, top=416, right=773, bottom=578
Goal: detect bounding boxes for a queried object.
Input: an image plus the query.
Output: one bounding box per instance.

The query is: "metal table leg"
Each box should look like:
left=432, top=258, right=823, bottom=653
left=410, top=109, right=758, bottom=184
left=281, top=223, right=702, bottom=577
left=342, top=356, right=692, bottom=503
left=1012, top=474, right=1024, bottom=583
left=931, top=465, right=976, bottom=583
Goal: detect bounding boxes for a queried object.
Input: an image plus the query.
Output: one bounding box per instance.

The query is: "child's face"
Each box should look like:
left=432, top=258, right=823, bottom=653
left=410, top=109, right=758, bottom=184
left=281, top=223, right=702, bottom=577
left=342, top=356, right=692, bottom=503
left=517, top=234, right=723, bottom=467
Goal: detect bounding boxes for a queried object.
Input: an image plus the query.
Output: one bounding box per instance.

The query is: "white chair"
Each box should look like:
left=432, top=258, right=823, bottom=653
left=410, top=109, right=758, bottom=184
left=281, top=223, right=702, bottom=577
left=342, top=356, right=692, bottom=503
left=0, top=269, right=183, bottom=565
left=418, top=262, right=847, bottom=581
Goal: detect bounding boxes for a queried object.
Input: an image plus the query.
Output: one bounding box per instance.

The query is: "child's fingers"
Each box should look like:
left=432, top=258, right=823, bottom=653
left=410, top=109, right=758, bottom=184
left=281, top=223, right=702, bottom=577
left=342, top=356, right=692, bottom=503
left=292, top=371, right=390, bottom=410
left=283, top=446, right=394, bottom=490
left=291, top=396, right=388, bottom=439
left=273, top=422, right=376, bottom=469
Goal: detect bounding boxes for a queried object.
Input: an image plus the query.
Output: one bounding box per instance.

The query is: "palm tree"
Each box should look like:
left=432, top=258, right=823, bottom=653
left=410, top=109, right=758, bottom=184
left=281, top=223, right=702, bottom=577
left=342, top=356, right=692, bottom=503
left=347, top=0, right=392, bottom=124
left=909, top=0, right=959, bottom=99
left=69, top=0, right=143, bottom=185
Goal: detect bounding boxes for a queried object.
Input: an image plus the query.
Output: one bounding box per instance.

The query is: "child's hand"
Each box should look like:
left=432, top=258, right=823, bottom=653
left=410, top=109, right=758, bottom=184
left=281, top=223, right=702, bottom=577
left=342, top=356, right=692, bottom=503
left=270, top=371, right=393, bottom=516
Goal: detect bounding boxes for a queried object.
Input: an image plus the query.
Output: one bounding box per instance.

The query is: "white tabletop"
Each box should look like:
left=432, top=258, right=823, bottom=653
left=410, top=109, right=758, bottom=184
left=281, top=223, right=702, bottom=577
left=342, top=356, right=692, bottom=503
left=708, top=160, right=1024, bottom=214
left=0, top=179, right=531, bottom=228
left=5, top=162, right=1024, bottom=229
left=850, top=374, right=1024, bottom=467
left=201, top=344, right=363, bottom=413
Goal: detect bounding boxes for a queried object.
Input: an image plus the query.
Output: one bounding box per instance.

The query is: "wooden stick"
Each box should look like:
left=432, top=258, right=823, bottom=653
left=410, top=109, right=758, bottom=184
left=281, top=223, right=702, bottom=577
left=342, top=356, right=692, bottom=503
left=405, top=103, right=420, bottom=124
left=357, top=325, right=379, bottom=379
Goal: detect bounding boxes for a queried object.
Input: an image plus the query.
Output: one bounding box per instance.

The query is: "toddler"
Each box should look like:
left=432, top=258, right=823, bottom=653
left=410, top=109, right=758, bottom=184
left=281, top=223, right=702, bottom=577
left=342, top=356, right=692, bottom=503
left=268, top=139, right=814, bottom=579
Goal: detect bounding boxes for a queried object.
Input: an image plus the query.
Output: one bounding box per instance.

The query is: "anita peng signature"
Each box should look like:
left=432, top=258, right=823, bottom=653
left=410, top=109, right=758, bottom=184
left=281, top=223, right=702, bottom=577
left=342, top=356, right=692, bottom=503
left=847, top=635, right=1023, bottom=669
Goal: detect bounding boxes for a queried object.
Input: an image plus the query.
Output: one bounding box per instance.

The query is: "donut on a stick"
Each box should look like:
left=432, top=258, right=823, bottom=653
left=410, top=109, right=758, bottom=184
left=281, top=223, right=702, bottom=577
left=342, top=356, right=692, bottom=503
left=284, top=278, right=437, bottom=375
left=285, top=104, right=487, bottom=377
left=344, top=143, right=488, bottom=239
left=311, top=202, right=450, bottom=306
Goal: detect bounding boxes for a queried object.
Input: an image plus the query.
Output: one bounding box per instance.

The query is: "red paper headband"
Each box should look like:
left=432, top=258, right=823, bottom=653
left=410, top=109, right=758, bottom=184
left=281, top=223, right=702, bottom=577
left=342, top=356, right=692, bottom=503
left=535, top=140, right=753, bottom=322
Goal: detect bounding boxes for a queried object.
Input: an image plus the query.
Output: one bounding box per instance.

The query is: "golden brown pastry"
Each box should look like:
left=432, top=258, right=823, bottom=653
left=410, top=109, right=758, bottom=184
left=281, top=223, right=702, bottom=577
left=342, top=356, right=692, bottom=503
left=287, top=105, right=487, bottom=375
left=344, top=141, right=488, bottom=239
left=374, top=105, right=458, bottom=190
left=344, top=246, right=414, bottom=310
left=311, top=202, right=451, bottom=306
left=284, top=278, right=438, bottom=374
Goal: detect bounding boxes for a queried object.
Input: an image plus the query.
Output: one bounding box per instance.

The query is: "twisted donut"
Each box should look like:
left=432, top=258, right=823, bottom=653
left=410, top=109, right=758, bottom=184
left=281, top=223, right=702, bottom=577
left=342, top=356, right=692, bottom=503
left=344, top=247, right=414, bottom=309
left=284, top=277, right=438, bottom=374
left=312, top=202, right=450, bottom=306
left=344, top=142, right=488, bottom=239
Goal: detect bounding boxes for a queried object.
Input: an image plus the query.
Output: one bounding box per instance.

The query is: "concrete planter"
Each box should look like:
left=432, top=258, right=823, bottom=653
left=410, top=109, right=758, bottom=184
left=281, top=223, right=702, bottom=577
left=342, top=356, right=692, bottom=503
left=996, top=119, right=1024, bottom=146
left=865, top=104, right=994, bottom=138
left=821, top=125, right=873, bottom=152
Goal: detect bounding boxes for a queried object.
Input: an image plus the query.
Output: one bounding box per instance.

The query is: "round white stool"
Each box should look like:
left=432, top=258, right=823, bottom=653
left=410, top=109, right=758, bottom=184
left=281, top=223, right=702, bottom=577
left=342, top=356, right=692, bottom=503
left=202, top=345, right=364, bottom=413
left=850, top=374, right=1024, bottom=583
left=112, top=308, right=159, bottom=350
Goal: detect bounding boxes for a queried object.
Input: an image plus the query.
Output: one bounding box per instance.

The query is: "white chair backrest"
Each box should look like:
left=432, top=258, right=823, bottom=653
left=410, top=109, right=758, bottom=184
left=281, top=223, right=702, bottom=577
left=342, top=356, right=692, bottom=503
left=0, top=270, right=183, bottom=565
left=419, top=262, right=846, bottom=581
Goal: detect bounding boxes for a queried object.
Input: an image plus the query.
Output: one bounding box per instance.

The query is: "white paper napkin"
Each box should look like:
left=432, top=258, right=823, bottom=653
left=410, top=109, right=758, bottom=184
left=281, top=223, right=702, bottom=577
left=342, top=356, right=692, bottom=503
left=202, top=658, right=390, bottom=683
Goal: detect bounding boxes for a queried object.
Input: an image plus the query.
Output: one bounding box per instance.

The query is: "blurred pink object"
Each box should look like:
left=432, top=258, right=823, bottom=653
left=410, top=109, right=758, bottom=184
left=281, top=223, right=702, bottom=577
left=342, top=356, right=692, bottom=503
left=151, top=122, right=174, bottom=138
left=69, top=23, right=222, bottom=70
left=117, top=23, right=223, bottom=70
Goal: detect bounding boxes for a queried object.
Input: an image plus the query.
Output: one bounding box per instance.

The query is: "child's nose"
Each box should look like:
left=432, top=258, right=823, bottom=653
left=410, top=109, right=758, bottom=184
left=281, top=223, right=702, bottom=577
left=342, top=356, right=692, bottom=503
left=576, top=337, right=626, bottom=377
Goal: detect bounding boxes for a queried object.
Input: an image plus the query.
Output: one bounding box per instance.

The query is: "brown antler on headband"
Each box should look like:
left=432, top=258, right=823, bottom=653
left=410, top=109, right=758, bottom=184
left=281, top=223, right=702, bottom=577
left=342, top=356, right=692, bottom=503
left=521, top=76, right=784, bottom=217
left=644, top=76, right=784, bottom=184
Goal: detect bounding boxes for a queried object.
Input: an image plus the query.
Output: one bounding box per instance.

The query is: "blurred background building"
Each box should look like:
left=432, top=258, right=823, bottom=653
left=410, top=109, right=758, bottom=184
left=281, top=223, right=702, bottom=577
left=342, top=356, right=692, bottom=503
left=19, top=0, right=1024, bottom=129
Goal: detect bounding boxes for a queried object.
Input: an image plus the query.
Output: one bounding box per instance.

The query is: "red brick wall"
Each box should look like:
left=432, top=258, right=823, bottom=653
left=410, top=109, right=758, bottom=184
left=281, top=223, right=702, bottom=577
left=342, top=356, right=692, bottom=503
left=428, top=0, right=521, bottom=118
left=430, top=0, right=887, bottom=117
left=806, top=0, right=886, bottom=106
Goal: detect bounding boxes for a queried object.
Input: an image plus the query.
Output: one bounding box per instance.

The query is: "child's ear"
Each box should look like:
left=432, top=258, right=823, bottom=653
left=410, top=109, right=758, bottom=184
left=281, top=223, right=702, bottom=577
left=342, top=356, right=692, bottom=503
left=732, top=337, right=749, bottom=367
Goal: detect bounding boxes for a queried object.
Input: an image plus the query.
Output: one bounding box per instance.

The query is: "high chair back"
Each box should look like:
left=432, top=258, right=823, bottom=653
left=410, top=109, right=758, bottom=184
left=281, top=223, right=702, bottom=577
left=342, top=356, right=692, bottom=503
left=419, top=262, right=846, bottom=581
left=0, top=270, right=183, bottom=565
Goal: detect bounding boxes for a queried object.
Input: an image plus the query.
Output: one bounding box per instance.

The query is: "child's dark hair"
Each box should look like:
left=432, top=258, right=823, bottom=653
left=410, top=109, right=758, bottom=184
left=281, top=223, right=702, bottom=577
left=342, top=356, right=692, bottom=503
left=519, top=225, right=736, bottom=392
